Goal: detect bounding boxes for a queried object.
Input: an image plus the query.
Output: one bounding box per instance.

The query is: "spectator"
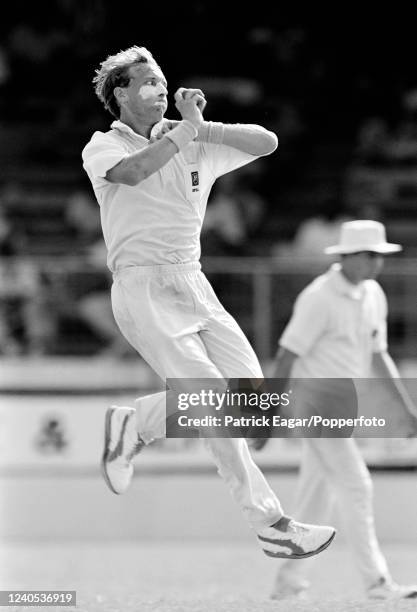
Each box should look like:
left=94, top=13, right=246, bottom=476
left=271, top=199, right=352, bottom=259
left=64, top=189, right=135, bottom=357
left=202, top=171, right=266, bottom=256
left=387, top=91, right=417, bottom=165
left=355, top=117, right=391, bottom=166
left=355, top=90, right=417, bottom=167
left=0, top=252, right=54, bottom=356
left=0, top=197, right=55, bottom=355
left=65, top=189, right=102, bottom=247
left=77, top=239, right=137, bottom=358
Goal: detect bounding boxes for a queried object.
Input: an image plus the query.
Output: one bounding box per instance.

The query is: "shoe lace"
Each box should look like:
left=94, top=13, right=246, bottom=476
left=286, top=520, right=309, bottom=546
left=287, top=520, right=307, bottom=535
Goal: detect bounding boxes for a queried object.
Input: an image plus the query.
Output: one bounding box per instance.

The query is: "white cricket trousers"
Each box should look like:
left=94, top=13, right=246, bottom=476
left=278, top=438, right=389, bottom=587
left=111, top=261, right=283, bottom=530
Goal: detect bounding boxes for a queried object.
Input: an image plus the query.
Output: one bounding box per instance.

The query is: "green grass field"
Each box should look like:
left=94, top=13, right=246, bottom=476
left=1, top=541, right=416, bottom=612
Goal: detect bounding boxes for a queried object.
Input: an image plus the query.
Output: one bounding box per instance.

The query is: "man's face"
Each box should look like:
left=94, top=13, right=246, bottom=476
left=347, top=251, right=385, bottom=280
left=121, top=63, right=168, bottom=121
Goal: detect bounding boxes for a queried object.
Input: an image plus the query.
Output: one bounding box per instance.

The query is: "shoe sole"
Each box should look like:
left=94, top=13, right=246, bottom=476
left=368, top=591, right=417, bottom=601
left=101, top=407, right=120, bottom=495
left=262, top=529, right=336, bottom=559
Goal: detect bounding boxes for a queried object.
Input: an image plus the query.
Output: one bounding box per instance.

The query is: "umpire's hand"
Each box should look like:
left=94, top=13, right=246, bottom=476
left=246, top=407, right=276, bottom=451
left=248, top=436, right=271, bottom=451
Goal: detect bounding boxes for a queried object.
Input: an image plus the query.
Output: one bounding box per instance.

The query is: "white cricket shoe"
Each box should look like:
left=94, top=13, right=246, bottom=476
left=101, top=406, right=144, bottom=494
left=368, top=577, right=417, bottom=600
left=257, top=515, right=336, bottom=559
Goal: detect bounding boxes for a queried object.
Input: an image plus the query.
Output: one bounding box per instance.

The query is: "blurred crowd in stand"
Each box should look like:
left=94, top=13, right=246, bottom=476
left=1, top=10, right=417, bottom=359
left=0, top=184, right=134, bottom=356
left=354, top=89, right=417, bottom=167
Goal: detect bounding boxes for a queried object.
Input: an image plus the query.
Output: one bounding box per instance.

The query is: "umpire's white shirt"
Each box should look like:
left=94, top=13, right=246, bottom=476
left=280, top=263, right=388, bottom=378
left=82, top=120, right=256, bottom=272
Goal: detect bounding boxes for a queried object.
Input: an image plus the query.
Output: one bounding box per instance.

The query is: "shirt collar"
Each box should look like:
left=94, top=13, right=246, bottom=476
left=328, top=263, right=365, bottom=300
left=110, top=119, right=167, bottom=141
left=110, top=120, right=148, bottom=141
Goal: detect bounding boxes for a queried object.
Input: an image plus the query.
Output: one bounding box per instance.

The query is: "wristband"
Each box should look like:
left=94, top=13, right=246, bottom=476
left=197, top=121, right=225, bottom=144
left=165, top=120, right=198, bottom=151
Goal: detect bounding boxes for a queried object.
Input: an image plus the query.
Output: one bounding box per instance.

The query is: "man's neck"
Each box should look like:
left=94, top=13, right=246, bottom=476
left=340, top=266, right=362, bottom=286
left=118, top=113, right=155, bottom=139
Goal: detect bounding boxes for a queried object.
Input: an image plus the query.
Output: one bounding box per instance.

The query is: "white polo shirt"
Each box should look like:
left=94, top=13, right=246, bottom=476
left=280, top=264, right=388, bottom=378
left=82, top=120, right=257, bottom=272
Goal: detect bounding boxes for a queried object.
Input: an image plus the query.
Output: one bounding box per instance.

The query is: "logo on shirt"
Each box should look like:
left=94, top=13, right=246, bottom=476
left=191, top=171, right=199, bottom=192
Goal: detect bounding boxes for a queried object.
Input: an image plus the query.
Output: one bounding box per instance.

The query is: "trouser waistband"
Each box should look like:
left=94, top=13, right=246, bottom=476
left=113, top=261, right=201, bottom=279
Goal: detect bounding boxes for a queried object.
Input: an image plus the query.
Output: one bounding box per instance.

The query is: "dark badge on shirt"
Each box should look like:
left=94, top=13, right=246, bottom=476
left=191, top=171, right=199, bottom=187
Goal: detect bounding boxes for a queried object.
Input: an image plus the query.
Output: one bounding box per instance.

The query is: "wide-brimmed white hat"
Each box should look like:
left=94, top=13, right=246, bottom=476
left=324, top=220, right=402, bottom=255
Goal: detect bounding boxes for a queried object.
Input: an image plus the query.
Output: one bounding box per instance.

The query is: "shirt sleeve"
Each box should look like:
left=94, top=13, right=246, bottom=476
left=200, top=141, right=257, bottom=179
left=280, top=289, right=329, bottom=357
left=82, top=132, right=129, bottom=181
left=371, top=282, right=388, bottom=352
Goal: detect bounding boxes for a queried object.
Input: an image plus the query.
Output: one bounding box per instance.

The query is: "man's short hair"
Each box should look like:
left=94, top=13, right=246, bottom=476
left=93, top=46, right=160, bottom=118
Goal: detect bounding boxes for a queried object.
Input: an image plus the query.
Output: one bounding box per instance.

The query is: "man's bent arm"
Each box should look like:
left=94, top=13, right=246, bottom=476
left=197, top=121, right=278, bottom=156
left=106, top=119, right=198, bottom=186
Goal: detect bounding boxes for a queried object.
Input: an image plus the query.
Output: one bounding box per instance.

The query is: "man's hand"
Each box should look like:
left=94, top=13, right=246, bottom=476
left=174, top=87, right=206, bottom=128
left=247, top=404, right=276, bottom=452
left=248, top=436, right=271, bottom=451
left=177, top=87, right=207, bottom=111
left=149, top=120, right=180, bottom=143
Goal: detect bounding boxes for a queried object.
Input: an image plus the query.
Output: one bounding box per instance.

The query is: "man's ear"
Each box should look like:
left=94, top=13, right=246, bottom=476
left=114, top=86, right=128, bottom=108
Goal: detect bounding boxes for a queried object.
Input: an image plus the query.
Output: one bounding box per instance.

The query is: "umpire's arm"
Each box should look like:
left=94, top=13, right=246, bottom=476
left=373, top=351, right=417, bottom=426
left=250, top=347, right=299, bottom=451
